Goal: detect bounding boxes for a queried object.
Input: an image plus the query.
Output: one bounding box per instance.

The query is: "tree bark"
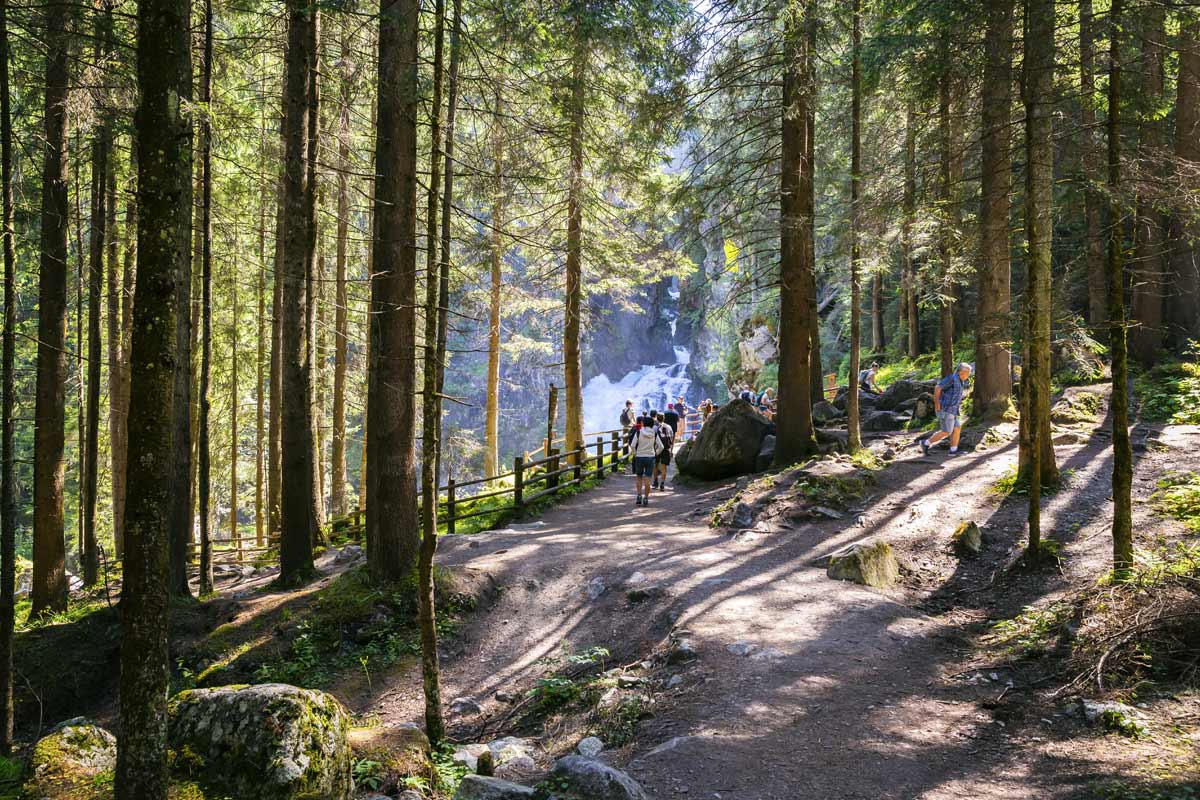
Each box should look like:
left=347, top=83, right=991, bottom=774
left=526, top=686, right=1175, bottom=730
left=117, top=155, right=136, bottom=560
left=976, top=0, right=1014, bottom=421
left=0, top=0, right=17, bottom=750
left=1107, top=0, right=1133, bottom=574
left=305, top=11, right=325, bottom=541
left=116, top=0, right=191, bottom=787
left=1128, top=4, right=1166, bottom=364
left=280, top=0, right=319, bottom=584
left=167, top=148, right=192, bottom=596
left=367, top=0, right=420, bottom=584
left=904, top=101, right=919, bottom=358
left=269, top=170, right=283, bottom=536
left=563, top=32, right=587, bottom=462
left=775, top=0, right=816, bottom=466
left=847, top=0, right=862, bottom=452
left=83, top=1, right=114, bottom=587
left=331, top=23, right=352, bottom=519
left=1080, top=0, right=1107, bottom=335
left=484, top=89, right=504, bottom=479
left=1022, top=0, right=1059, bottom=558
left=230, top=244, right=240, bottom=560
left=197, top=0, right=214, bottom=595
left=937, top=42, right=955, bottom=379
left=30, top=0, right=71, bottom=618
left=1168, top=12, right=1200, bottom=345
left=419, top=0, right=448, bottom=744
left=255, top=101, right=268, bottom=547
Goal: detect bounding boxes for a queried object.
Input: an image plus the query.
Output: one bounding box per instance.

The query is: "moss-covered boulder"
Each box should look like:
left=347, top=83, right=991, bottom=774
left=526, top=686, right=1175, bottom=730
left=452, top=774, right=535, bottom=799
left=347, top=725, right=431, bottom=793
left=826, top=541, right=899, bottom=588
left=25, top=718, right=116, bottom=800
left=952, top=521, right=983, bottom=557
left=168, top=683, right=352, bottom=800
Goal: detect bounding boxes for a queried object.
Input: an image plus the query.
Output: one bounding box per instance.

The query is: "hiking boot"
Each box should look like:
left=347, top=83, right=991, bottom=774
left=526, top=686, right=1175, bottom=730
left=920, top=439, right=930, bottom=457
left=643, top=495, right=650, bottom=507
left=948, top=449, right=962, bottom=456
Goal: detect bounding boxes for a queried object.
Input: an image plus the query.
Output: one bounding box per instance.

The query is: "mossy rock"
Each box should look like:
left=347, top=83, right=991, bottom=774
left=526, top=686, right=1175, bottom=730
left=346, top=725, right=432, bottom=793
left=168, top=683, right=353, bottom=800
left=826, top=541, right=899, bottom=588
left=952, top=521, right=983, bottom=557
left=25, top=718, right=116, bottom=800
left=1050, top=387, right=1105, bottom=426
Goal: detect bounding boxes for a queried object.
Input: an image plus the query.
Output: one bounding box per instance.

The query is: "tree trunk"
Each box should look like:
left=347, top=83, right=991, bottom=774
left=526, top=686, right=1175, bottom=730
left=255, top=102, right=267, bottom=548
left=117, top=157, right=136, bottom=560
left=0, top=0, right=17, bottom=750
left=847, top=0, right=862, bottom=452
left=904, top=101, right=919, bottom=358
left=367, top=0, right=419, bottom=584
left=116, top=0, right=191, bottom=787
left=30, top=0, right=71, bottom=618
left=419, top=0, right=448, bottom=744
left=1080, top=0, right=1107, bottom=335
left=269, top=171, right=283, bottom=536
left=563, top=35, right=586, bottom=462
left=870, top=273, right=884, bottom=354
left=197, top=0, right=214, bottom=595
left=167, top=139, right=192, bottom=596
left=1128, top=4, right=1166, bottom=364
left=805, top=10, right=822, bottom=409
left=976, top=0, right=1014, bottom=422
left=230, top=247, right=240, bottom=561
left=331, top=23, right=352, bottom=519
left=305, top=11, right=325, bottom=541
left=83, top=2, right=114, bottom=587
left=937, top=45, right=955, bottom=379
left=1108, top=0, right=1133, bottom=574
left=775, top=0, right=816, bottom=466
left=108, top=155, right=125, bottom=557
left=1022, top=0, right=1059, bottom=559
left=280, top=0, right=319, bottom=584
left=484, top=89, right=504, bottom=479
left=1168, top=13, right=1200, bottom=345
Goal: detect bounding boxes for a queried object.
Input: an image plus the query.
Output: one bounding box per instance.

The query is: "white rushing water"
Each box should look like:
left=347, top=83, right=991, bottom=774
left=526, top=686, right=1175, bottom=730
left=582, top=283, right=692, bottom=433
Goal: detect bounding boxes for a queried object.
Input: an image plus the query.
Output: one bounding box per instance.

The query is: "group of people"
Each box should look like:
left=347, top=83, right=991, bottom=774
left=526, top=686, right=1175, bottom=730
left=735, top=385, right=776, bottom=420
left=620, top=397, right=687, bottom=506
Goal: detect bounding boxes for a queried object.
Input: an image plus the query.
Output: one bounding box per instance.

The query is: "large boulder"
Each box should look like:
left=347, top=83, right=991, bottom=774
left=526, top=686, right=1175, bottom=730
left=897, top=392, right=936, bottom=421
left=815, top=428, right=849, bottom=454
left=833, top=387, right=879, bottom=412
left=811, top=400, right=844, bottom=425
left=548, top=755, right=648, bottom=800
left=875, top=379, right=936, bottom=411
left=453, top=775, right=536, bottom=800
left=862, top=411, right=909, bottom=432
left=755, top=435, right=776, bottom=472
left=347, top=725, right=431, bottom=794
left=826, top=541, right=900, bottom=588
left=168, top=683, right=353, bottom=800
left=677, top=399, right=771, bottom=480
left=26, top=718, right=116, bottom=799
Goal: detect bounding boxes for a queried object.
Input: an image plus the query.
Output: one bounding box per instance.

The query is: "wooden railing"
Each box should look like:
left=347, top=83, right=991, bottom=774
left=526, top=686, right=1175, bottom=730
left=194, top=413, right=715, bottom=571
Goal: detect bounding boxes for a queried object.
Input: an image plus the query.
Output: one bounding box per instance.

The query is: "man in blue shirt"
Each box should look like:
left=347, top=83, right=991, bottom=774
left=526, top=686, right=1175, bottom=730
left=921, top=362, right=973, bottom=456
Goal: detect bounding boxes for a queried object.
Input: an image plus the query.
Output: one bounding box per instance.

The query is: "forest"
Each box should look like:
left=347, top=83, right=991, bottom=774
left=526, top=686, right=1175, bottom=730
left=0, top=0, right=1198, bottom=796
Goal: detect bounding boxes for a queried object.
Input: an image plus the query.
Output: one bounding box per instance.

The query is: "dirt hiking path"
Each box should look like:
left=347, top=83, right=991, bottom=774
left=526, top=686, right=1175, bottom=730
left=355, top=409, right=1200, bottom=799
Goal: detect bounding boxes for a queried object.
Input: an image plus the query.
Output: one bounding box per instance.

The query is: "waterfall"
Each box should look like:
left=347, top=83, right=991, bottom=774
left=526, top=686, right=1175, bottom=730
left=582, top=279, right=692, bottom=432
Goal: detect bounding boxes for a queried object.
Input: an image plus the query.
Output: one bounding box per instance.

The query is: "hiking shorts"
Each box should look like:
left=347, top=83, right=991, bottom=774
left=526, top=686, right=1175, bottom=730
left=658, top=449, right=672, bottom=466
left=937, top=410, right=960, bottom=433
left=633, top=456, right=656, bottom=477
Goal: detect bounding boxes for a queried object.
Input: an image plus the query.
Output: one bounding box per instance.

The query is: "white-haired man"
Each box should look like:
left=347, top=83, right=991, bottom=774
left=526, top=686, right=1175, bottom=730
left=921, top=362, right=973, bottom=456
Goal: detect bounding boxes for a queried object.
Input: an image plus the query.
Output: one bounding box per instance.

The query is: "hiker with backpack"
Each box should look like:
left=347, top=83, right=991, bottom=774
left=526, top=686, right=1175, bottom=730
left=620, top=399, right=636, bottom=433
left=629, top=414, right=664, bottom=506
left=652, top=412, right=675, bottom=491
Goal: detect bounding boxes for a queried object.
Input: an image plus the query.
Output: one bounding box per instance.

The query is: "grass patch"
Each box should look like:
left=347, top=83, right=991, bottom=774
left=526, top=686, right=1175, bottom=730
left=1153, top=472, right=1200, bottom=532
left=988, top=464, right=1070, bottom=498
left=850, top=449, right=885, bottom=470
left=793, top=472, right=870, bottom=508
left=987, top=602, right=1073, bottom=660
left=1136, top=343, right=1200, bottom=425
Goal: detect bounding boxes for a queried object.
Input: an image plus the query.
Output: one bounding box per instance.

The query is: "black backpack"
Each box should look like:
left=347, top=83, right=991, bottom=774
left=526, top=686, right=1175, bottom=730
left=620, top=408, right=635, bottom=427
left=657, top=424, right=674, bottom=450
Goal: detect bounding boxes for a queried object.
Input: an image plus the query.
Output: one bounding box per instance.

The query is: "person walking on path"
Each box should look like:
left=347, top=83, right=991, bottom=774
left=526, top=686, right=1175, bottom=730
left=630, top=415, right=664, bottom=506
left=652, top=412, right=675, bottom=491
left=921, top=363, right=973, bottom=456
left=620, top=399, right=636, bottom=433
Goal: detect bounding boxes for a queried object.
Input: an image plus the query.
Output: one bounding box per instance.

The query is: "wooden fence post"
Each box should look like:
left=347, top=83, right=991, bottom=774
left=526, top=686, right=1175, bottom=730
left=446, top=479, right=456, bottom=535
left=546, top=383, right=558, bottom=455
left=514, top=456, right=525, bottom=511
left=595, top=437, right=605, bottom=479
left=610, top=431, right=620, bottom=474
left=573, top=442, right=583, bottom=483
left=549, top=447, right=560, bottom=490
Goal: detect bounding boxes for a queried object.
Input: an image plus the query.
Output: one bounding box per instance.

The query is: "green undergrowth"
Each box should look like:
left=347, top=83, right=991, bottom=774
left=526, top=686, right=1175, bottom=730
left=988, top=464, right=1071, bottom=498
left=0, top=755, right=20, bottom=800
left=983, top=542, right=1200, bottom=697
left=1153, top=472, right=1200, bottom=532
left=1136, top=343, right=1200, bottom=425
left=179, top=564, right=475, bottom=692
